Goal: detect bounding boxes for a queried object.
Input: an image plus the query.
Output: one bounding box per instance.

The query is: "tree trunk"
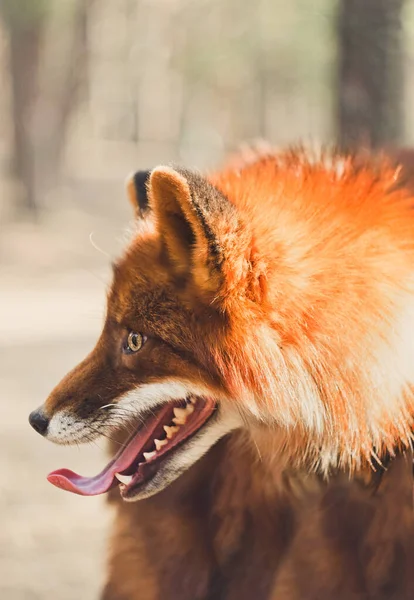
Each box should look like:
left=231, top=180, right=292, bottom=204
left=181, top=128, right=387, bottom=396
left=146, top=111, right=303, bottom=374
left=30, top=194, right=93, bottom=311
left=34, top=0, right=93, bottom=199
left=1, top=3, right=46, bottom=214
left=1, top=0, right=92, bottom=216
left=336, top=0, right=405, bottom=151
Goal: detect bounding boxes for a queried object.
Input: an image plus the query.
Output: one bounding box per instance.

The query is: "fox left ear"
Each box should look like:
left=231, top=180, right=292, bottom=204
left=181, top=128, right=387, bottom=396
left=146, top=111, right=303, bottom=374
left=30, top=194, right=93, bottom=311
left=148, top=166, right=245, bottom=294
left=125, top=170, right=151, bottom=217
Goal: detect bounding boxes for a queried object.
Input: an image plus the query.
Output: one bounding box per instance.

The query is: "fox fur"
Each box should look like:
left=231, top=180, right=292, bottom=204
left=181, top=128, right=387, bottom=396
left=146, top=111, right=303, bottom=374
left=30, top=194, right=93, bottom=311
left=37, top=147, right=414, bottom=599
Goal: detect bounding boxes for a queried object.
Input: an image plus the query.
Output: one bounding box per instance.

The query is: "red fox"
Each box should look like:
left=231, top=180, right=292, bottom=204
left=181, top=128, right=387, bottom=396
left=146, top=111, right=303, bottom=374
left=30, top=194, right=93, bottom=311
left=30, top=148, right=414, bottom=599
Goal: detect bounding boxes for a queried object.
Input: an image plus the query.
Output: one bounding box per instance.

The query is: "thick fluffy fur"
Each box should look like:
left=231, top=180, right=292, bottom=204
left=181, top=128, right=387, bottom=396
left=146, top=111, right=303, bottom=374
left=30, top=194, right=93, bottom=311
left=208, top=151, right=414, bottom=471
left=102, top=436, right=414, bottom=600
left=37, top=148, right=414, bottom=598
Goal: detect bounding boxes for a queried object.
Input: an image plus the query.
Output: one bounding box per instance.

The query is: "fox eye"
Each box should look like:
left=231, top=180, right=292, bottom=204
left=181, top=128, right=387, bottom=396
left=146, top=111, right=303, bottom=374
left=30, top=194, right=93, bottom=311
left=124, top=332, right=145, bottom=354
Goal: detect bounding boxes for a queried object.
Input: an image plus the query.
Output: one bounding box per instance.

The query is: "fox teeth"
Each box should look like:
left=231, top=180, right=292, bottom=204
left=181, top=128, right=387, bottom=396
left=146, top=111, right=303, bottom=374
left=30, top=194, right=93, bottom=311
left=173, top=407, right=188, bottom=425
left=143, top=451, right=156, bottom=461
left=163, top=425, right=180, bottom=439
left=185, top=403, right=195, bottom=414
left=154, top=438, right=168, bottom=451
left=115, top=473, right=133, bottom=485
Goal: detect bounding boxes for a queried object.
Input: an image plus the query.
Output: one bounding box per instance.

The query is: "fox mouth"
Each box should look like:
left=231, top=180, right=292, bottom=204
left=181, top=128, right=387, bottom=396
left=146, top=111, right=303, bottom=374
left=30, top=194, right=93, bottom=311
left=47, top=396, right=217, bottom=499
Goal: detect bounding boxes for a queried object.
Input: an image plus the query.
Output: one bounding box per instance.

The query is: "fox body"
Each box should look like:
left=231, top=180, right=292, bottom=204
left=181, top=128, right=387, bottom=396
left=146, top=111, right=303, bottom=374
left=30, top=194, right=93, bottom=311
left=30, top=149, right=414, bottom=599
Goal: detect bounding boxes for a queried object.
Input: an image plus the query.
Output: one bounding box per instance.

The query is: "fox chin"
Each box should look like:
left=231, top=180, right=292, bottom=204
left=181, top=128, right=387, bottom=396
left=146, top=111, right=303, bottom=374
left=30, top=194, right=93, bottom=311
left=29, top=148, right=414, bottom=599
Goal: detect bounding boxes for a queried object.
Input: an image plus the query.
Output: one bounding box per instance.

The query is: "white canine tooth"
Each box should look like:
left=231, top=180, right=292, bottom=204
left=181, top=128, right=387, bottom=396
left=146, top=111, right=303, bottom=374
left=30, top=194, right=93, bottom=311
left=173, top=407, right=187, bottom=424
left=143, top=451, right=156, bottom=461
left=115, top=473, right=133, bottom=485
left=163, top=425, right=180, bottom=439
left=154, top=438, right=168, bottom=451
left=185, top=404, right=195, bottom=414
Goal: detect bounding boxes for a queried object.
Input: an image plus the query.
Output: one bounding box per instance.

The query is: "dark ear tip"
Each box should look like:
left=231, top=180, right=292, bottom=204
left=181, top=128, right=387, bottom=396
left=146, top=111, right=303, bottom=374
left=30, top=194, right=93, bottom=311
left=126, top=170, right=151, bottom=216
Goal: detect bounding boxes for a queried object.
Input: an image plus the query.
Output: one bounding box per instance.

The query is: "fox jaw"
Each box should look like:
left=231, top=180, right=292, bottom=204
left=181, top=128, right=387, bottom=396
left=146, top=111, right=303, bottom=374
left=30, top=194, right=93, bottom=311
left=30, top=153, right=414, bottom=501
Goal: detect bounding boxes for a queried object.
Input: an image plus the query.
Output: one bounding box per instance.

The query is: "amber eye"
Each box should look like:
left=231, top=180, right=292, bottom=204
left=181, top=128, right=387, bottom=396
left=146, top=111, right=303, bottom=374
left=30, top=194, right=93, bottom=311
left=125, top=332, right=144, bottom=353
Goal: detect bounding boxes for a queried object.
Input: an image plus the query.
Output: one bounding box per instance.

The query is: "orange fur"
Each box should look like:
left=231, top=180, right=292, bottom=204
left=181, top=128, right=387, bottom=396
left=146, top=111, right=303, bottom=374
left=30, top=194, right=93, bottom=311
left=205, top=151, right=414, bottom=470
left=33, top=147, right=414, bottom=599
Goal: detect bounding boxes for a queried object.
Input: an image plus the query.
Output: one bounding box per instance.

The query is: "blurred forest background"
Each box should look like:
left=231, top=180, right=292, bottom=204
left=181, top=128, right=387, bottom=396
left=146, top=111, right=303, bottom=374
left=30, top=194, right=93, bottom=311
left=1, top=0, right=414, bottom=598
left=1, top=0, right=414, bottom=224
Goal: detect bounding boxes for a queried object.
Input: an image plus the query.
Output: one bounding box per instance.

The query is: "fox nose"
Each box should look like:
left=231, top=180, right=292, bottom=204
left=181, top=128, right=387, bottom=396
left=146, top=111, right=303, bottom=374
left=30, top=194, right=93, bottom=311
left=29, top=409, right=49, bottom=436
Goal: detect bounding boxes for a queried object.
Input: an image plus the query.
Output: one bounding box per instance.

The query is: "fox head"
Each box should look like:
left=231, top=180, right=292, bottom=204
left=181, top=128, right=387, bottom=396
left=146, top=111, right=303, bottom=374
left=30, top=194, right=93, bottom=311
left=30, top=151, right=414, bottom=500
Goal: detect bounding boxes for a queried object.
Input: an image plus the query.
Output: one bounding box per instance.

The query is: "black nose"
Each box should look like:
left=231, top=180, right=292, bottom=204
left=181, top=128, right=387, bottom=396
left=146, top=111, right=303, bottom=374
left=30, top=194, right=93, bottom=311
left=29, top=409, right=49, bottom=436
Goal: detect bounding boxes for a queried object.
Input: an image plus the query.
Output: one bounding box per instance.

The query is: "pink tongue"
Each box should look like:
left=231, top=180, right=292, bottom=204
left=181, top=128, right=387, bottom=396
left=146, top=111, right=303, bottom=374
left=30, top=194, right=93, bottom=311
left=47, top=405, right=170, bottom=496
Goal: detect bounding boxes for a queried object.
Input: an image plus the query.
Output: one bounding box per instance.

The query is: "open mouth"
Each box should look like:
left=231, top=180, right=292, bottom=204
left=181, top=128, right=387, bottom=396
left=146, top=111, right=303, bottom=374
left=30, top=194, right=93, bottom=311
left=47, top=396, right=217, bottom=499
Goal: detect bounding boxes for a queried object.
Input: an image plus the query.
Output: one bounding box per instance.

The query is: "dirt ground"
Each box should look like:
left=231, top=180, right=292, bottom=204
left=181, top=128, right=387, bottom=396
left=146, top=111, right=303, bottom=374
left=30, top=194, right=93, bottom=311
left=0, top=269, right=113, bottom=600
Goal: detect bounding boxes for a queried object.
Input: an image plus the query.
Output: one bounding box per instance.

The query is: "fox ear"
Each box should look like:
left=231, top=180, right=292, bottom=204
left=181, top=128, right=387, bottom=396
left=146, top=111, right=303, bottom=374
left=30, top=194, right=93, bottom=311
left=125, top=170, right=151, bottom=217
left=149, top=166, right=242, bottom=293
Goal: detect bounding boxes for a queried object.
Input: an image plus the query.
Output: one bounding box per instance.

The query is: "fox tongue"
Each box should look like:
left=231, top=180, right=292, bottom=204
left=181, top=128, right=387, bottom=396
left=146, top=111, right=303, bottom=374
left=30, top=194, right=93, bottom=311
left=47, top=466, right=118, bottom=496
left=47, top=405, right=172, bottom=496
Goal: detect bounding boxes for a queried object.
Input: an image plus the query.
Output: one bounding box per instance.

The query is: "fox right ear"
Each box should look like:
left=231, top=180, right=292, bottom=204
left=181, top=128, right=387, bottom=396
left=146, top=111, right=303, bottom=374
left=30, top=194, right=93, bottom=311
left=148, top=166, right=249, bottom=297
left=125, top=170, right=151, bottom=217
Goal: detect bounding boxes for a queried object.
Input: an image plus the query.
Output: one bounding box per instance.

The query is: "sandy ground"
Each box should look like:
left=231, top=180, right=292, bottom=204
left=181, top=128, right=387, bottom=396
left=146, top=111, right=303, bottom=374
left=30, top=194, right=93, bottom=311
left=0, top=267, right=118, bottom=598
